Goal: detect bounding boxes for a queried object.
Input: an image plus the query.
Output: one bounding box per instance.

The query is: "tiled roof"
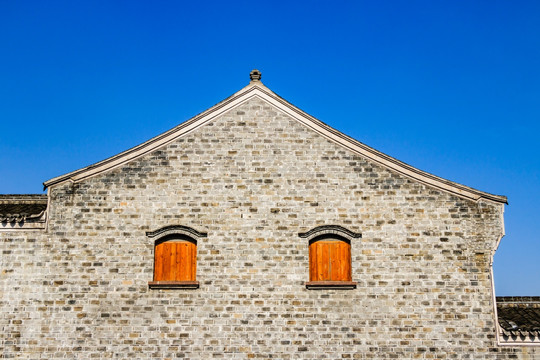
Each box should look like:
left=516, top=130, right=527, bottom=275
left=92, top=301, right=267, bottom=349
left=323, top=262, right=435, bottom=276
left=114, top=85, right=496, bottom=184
left=0, top=194, right=48, bottom=222
left=497, top=296, right=540, bottom=342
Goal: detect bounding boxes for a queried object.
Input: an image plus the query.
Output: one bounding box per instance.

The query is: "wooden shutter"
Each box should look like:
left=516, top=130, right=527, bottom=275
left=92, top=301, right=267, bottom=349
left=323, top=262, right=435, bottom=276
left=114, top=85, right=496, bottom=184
left=154, top=240, right=197, bottom=281
left=309, top=238, right=351, bottom=282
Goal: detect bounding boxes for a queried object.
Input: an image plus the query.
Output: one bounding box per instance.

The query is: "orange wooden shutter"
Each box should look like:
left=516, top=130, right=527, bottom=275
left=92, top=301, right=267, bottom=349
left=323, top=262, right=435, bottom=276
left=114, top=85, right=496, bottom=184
left=154, top=241, right=164, bottom=281
left=334, top=239, right=352, bottom=281
left=176, top=241, right=196, bottom=281
left=154, top=240, right=196, bottom=281
left=309, top=238, right=351, bottom=282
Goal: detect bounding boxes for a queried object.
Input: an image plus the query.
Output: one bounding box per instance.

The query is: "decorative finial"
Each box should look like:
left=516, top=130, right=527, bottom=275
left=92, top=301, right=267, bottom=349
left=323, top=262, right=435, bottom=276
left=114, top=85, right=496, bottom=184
left=250, top=69, right=261, bottom=82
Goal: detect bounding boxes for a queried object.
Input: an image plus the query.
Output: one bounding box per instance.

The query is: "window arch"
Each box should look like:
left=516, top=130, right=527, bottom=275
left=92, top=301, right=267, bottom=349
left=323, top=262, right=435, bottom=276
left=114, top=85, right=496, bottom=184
left=147, top=225, right=207, bottom=289
left=299, top=225, right=360, bottom=289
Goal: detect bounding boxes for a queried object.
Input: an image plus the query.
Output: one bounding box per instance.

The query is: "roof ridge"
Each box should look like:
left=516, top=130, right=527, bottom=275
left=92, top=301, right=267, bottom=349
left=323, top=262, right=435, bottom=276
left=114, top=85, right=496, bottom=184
left=497, top=296, right=540, bottom=304
left=0, top=194, right=48, bottom=203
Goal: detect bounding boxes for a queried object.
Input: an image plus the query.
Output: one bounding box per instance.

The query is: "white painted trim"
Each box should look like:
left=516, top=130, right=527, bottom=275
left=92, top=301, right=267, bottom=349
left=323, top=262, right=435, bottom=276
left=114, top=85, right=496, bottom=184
left=0, top=225, right=46, bottom=231
left=490, top=205, right=540, bottom=347
left=497, top=340, right=540, bottom=346
left=491, top=203, right=504, bottom=346
left=493, top=203, right=506, bottom=253
left=43, top=82, right=507, bottom=204
left=45, top=188, right=51, bottom=232
left=491, top=246, right=503, bottom=346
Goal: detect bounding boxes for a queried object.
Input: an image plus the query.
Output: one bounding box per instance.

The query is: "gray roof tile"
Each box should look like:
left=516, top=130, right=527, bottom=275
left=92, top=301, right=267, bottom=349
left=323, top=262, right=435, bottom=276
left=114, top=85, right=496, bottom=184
left=0, top=194, right=48, bottom=222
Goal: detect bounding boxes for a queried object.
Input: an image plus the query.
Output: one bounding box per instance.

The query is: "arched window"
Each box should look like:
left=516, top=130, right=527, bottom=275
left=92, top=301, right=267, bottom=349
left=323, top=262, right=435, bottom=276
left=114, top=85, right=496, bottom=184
left=154, top=235, right=197, bottom=282
left=147, top=225, right=207, bottom=289
left=309, top=235, right=351, bottom=282
left=299, top=225, right=360, bottom=289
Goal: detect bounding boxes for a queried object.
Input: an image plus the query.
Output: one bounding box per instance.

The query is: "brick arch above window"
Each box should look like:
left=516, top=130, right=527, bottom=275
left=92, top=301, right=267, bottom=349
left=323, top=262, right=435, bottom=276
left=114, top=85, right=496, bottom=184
left=146, top=224, right=208, bottom=240
left=298, top=225, right=362, bottom=242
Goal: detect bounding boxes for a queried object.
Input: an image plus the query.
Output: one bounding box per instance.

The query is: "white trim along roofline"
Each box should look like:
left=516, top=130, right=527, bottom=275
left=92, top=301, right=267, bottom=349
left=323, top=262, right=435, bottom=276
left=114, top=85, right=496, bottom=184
left=43, top=80, right=507, bottom=204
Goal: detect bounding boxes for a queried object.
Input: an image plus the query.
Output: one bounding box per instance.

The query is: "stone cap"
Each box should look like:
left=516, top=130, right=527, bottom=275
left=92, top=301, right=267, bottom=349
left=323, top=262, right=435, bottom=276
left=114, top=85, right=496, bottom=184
left=250, top=69, right=261, bottom=82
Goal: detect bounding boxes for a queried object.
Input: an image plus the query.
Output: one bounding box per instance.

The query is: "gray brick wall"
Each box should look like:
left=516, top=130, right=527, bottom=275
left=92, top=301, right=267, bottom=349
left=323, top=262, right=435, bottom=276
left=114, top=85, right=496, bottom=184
left=2, top=97, right=536, bottom=358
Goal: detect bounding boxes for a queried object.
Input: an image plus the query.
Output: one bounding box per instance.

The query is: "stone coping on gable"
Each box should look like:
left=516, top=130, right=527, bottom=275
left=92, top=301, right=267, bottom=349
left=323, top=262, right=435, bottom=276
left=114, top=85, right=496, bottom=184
left=42, top=79, right=507, bottom=205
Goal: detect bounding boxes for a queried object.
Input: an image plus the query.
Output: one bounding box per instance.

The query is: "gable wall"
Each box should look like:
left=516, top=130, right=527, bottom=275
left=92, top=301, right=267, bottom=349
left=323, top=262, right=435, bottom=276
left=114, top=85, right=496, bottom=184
left=2, top=98, right=530, bottom=358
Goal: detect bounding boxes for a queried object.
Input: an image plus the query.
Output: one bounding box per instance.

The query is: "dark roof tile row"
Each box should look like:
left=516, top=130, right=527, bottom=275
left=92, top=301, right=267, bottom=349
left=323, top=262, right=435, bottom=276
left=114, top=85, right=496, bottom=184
left=0, top=194, right=48, bottom=222
left=497, top=297, right=540, bottom=339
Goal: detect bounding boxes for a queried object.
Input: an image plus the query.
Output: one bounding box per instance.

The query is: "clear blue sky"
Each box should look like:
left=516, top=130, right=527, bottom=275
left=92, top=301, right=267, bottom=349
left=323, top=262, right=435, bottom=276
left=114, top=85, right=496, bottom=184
left=1, top=1, right=538, bottom=295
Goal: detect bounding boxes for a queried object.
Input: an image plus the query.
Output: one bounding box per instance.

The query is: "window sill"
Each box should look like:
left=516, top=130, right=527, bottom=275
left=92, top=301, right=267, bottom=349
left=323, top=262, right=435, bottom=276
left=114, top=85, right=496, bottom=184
left=305, top=281, right=357, bottom=290
left=148, top=281, right=199, bottom=290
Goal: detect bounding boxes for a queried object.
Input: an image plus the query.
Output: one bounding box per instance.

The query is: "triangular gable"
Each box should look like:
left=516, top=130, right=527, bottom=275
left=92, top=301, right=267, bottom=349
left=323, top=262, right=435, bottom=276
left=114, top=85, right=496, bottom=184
left=43, top=74, right=507, bottom=204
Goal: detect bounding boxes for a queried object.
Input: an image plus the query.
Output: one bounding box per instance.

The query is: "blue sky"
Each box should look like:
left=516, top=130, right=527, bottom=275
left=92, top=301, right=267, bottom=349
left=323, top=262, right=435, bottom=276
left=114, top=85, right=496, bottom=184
left=1, top=1, right=538, bottom=295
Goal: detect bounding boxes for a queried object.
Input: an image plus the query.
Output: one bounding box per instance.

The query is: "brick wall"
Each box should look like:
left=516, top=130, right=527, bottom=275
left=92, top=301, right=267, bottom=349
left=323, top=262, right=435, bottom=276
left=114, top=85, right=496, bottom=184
left=2, top=97, right=536, bottom=358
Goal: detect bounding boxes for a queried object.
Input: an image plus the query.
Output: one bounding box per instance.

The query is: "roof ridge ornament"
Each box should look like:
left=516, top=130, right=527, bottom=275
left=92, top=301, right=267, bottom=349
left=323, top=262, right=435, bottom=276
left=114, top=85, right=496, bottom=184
left=250, top=69, right=261, bottom=82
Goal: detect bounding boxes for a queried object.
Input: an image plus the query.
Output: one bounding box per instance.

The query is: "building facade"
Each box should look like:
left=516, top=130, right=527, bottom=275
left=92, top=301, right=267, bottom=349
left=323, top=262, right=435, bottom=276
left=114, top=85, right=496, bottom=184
left=1, top=71, right=538, bottom=358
